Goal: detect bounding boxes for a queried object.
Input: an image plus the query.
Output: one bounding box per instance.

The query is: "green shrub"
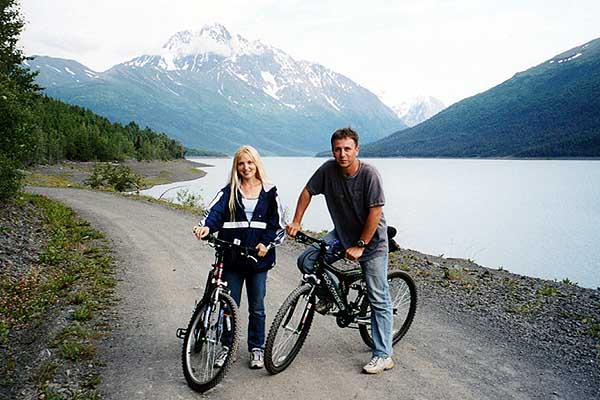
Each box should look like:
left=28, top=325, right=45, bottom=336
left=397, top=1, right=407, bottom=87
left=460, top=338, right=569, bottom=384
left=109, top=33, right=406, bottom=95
left=176, top=188, right=203, bottom=209
left=84, top=163, right=144, bottom=192
left=0, top=153, right=23, bottom=199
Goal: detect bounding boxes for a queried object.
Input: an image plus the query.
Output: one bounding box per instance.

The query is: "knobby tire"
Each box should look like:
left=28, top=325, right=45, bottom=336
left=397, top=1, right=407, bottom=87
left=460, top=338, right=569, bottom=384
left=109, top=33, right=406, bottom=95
left=264, top=283, right=315, bottom=374
left=359, top=270, right=417, bottom=348
left=181, top=292, right=240, bottom=393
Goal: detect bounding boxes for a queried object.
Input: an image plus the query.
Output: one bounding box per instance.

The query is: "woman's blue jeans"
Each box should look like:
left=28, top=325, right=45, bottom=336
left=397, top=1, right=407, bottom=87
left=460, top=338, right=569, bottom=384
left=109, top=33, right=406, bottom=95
left=222, top=268, right=267, bottom=351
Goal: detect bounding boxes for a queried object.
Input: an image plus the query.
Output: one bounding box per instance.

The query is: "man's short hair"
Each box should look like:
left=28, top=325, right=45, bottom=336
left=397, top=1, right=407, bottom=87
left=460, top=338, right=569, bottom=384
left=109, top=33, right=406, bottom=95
left=331, top=127, right=359, bottom=148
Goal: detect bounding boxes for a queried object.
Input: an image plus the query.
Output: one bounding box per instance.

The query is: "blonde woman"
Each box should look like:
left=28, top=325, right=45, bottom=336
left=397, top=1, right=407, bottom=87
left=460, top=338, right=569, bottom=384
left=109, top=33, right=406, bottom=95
left=193, top=145, right=285, bottom=369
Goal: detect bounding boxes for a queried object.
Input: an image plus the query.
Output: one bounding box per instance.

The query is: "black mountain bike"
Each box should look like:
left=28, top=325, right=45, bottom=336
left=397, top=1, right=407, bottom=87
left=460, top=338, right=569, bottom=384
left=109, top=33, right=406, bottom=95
left=264, top=228, right=417, bottom=374
left=176, top=234, right=257, bottom=392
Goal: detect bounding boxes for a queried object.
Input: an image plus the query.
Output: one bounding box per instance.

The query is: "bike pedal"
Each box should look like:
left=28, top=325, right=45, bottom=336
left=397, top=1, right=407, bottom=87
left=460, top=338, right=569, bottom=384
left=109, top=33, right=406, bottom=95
left=176, top=328, right=187, bottom=339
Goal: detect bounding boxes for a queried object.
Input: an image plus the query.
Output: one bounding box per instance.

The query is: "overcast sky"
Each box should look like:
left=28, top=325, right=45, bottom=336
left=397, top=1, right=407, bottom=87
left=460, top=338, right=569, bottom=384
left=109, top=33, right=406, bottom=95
left=18, top=0, right=600, bottom=106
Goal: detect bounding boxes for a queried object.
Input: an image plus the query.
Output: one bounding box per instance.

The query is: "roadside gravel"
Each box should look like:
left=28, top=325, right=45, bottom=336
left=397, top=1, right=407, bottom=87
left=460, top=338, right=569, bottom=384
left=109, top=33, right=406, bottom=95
left=394, top=248, right=600, bottom=394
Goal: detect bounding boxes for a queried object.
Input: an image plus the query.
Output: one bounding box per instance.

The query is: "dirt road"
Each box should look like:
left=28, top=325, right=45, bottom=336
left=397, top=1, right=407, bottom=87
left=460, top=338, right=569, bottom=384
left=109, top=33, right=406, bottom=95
left=29, top=187, right=584, bottom=399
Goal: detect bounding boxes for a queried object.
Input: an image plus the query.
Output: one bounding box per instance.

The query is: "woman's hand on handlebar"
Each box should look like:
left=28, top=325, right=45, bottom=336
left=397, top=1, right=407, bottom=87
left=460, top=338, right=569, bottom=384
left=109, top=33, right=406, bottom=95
left=255, top=243, right=268, bottom=257
left=193, top=225, right=210, bottom=240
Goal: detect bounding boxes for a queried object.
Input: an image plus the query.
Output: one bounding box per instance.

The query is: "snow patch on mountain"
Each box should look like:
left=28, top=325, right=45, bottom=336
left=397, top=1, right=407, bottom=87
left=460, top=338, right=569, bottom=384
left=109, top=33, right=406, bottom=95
left=383, top=96, right=446, bottom=127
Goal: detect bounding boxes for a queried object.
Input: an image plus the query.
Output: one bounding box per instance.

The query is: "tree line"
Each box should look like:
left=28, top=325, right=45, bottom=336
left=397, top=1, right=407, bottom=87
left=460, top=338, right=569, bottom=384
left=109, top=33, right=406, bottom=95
left=30, top=96, right=185, bottom=164
left=1, top=0, right=184, bottom=199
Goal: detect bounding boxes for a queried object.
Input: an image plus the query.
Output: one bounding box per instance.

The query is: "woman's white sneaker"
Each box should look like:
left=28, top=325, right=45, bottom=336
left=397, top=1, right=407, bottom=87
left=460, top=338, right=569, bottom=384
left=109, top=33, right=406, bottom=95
left=249, top=348, right=264, bottom=369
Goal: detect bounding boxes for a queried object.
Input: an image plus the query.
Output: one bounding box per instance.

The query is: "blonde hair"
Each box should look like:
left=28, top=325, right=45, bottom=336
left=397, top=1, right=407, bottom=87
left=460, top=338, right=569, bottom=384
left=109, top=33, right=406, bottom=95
left=228, top=145, right=268, bottom=220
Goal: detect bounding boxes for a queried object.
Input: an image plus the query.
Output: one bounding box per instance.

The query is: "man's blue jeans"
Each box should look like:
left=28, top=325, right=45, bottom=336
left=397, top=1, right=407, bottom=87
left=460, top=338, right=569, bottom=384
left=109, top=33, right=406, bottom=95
left=361, top=253, right=393, bottom=358
left=297, top=231, right=393, bottom=358
left=222, top=268, right=268, bottom=351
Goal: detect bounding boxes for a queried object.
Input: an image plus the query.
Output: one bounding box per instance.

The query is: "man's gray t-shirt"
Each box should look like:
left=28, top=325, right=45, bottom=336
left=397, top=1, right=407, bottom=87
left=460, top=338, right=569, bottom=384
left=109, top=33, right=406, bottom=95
left=306, top=159, right=388, bottom=261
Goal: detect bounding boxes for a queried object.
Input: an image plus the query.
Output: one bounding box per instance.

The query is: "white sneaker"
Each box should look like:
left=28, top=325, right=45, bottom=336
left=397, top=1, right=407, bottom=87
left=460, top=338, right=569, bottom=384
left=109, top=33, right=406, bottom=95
left=214, top=346, right=229, bottom=368
left=249, top=348, right=264, bottom=369
left=362, top=356, right=394, bottom=374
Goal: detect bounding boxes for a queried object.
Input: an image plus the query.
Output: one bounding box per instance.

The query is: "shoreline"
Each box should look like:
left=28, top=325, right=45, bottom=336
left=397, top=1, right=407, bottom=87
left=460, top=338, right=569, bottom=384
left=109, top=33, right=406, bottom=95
left=27, top=158, right=210, bottom=189
left=28, top=159, right=599, bottom=290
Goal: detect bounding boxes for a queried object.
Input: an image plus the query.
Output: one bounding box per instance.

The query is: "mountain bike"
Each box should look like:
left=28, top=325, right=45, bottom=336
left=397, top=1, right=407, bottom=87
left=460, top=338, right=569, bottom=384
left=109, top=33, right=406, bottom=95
left=176, top=234, right=258, bottom=392
left=264, top=228, right=417, bottom=374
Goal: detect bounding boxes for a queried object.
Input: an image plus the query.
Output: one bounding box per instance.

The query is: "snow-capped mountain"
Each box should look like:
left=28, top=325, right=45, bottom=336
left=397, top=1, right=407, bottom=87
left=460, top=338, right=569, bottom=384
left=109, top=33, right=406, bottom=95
left=390, top=96, right=446, bottom=127
left=27, top=23, right=406, bottom=155
left=24, top=56, right=99, bottom=87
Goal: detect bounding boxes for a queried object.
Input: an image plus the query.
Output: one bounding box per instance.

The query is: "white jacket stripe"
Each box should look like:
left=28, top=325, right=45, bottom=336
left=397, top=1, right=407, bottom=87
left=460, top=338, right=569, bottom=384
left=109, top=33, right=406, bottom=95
left=200, top=191, right=224, bottom=226
left=223, top=221, right=250, bottom=229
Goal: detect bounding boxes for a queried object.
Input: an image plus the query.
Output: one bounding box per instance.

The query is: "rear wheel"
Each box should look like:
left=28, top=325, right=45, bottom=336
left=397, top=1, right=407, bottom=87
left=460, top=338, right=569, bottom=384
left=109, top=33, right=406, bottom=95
left=181, top=292, right=240, bottom=393
left=264, top=283, right=315, bottom=374
left=359, top=270, right=417, bottom=348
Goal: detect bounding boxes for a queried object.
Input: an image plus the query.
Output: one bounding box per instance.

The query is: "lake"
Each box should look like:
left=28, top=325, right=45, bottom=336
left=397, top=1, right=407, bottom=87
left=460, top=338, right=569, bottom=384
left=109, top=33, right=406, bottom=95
left=142, top=157, right=600, bottom=289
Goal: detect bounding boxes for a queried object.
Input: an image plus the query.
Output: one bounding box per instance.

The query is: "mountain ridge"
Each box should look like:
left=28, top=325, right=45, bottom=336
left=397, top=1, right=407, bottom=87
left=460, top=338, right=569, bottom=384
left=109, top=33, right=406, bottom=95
left=362, top=37, right=600, bottom=158
left=26, top=24, right=406, bottom=156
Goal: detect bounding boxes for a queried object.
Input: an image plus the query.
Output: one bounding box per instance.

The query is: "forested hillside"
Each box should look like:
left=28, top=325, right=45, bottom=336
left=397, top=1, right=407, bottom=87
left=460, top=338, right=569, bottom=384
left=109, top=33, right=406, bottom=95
left=30, top=96, right=185, bottom=163
left=1, top=0, right=187, bottom=199
left=362, top=38, right=600, bottom=158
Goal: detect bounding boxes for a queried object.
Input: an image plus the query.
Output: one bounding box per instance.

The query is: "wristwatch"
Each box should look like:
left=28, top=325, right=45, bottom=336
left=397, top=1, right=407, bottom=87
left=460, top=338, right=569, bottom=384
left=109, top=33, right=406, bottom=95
left=356, top=239, right=366, bottom=248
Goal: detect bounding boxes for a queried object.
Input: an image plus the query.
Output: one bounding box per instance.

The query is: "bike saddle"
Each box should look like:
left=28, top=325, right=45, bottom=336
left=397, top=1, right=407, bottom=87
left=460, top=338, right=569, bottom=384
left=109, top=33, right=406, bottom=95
left=387, top=226, right=400, bottom=253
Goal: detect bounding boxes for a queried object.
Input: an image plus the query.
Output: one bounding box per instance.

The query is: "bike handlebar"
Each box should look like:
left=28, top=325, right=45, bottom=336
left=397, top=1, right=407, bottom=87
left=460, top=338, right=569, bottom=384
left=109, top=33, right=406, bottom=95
left=294, top=231, right=345, bottom=258
left=202, top=234, right=260, bottom=262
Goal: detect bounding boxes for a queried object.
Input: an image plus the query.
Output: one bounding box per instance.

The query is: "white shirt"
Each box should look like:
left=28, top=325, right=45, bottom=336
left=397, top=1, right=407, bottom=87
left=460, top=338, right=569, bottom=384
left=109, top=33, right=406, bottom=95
left=242, top=197, right=258, bottom=221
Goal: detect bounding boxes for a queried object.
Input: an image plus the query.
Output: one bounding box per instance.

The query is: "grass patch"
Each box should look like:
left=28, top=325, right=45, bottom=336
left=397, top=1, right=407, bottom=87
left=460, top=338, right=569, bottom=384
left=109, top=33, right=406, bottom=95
left=124, top=192, right=205, bottom=216
left=506, top=299, right=542, bottom=314
left=589, top=324, right=600, bottom=338
left=59, top=340, right=96, bottom=361
left=25, top=173, right=82, bottom=188
left=536, top=285, right=558, bottom=296
left=0, top=193, right=116, bottom=397
left=72, top=305, right=93, bottom=322
left=33, top=360, right=60, bottom=387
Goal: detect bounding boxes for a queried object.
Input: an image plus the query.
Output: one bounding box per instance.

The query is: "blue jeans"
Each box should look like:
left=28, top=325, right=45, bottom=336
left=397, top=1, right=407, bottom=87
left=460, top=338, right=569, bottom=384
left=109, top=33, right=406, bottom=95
left=223, top=268, right=267, bottom=351
left=297, top=231, right=393, bottom=358
left=361, top=253, right=393, bottom=358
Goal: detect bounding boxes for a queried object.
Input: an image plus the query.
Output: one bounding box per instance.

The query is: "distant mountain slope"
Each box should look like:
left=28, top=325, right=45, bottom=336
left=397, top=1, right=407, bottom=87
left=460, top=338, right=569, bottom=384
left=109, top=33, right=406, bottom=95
left=390, top=96, right=446, bottom=127
left=362, top=38, right=600, bottom=157
left=26, top=24, right=405, bottom=156
left=24, top=56, right=99, bottom=87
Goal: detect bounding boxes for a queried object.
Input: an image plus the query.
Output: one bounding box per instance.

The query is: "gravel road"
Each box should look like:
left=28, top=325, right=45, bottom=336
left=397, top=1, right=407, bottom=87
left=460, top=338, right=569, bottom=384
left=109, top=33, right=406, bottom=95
left=28, top=187, right=596, bottom=400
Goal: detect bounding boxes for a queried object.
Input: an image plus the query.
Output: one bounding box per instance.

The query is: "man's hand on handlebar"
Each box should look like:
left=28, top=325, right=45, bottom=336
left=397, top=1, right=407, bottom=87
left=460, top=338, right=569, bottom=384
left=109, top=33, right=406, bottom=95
left=345, top=246, right=364, bottom=261
left=193, top=225, right=210, bottom=240
left=286, top=222, right=301, bottom=238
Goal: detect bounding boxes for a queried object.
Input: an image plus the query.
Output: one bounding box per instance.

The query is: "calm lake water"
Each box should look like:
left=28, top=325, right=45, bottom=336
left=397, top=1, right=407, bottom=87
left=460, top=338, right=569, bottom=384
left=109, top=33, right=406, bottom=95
left=142, top=157, right=600, bottom=289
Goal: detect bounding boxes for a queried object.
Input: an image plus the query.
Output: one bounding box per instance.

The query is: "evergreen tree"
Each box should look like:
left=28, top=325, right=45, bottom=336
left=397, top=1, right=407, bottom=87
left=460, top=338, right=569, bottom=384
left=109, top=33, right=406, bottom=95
left=0, top=0, right=38, bottom=199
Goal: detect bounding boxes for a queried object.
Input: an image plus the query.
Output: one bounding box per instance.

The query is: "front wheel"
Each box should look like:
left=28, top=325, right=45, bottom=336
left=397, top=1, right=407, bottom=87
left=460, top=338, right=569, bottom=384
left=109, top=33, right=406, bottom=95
left=264, top=283, right=315, bottom=374
left=181, top=292, right=240, bottom=393
left=359, top=270, right=417, bottom=348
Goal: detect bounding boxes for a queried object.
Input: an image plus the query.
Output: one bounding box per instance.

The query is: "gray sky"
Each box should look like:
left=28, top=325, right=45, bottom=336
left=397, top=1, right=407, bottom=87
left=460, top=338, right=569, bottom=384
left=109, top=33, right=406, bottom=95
left=18, top=0, right=600, bottom=106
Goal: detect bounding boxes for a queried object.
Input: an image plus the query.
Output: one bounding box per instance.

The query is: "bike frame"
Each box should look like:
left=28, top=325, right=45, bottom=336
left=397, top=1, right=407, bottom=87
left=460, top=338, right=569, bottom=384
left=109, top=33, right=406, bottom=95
left=296, top=233, right=369, bottom=326
left=177, top=235, right=256, bottom=339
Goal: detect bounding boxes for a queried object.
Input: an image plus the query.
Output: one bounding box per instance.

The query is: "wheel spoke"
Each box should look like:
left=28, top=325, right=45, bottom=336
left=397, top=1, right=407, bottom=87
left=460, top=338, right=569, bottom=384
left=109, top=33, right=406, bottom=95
left=265, top=284, right=315, bottom=374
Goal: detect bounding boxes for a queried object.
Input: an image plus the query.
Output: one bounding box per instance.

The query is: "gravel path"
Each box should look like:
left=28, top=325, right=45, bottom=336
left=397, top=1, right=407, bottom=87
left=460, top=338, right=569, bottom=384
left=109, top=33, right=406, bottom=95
left=20, top=187, right=600, bottom=399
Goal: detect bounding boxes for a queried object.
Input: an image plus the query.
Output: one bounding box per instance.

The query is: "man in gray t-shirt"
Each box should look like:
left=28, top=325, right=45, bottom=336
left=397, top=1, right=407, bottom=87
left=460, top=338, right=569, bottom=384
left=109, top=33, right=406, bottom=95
left=287, top=127, right=394, bottom=374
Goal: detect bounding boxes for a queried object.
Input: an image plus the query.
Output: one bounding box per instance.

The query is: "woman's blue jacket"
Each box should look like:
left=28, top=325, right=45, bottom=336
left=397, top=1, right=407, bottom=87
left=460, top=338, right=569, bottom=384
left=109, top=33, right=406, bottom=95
left=200, top=183, right=285, bottom=272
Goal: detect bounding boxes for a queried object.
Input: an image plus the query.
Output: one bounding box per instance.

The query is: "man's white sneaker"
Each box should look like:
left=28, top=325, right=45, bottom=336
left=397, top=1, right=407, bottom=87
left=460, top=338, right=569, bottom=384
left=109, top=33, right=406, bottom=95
left=362, top=356, right=394, bottom=374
